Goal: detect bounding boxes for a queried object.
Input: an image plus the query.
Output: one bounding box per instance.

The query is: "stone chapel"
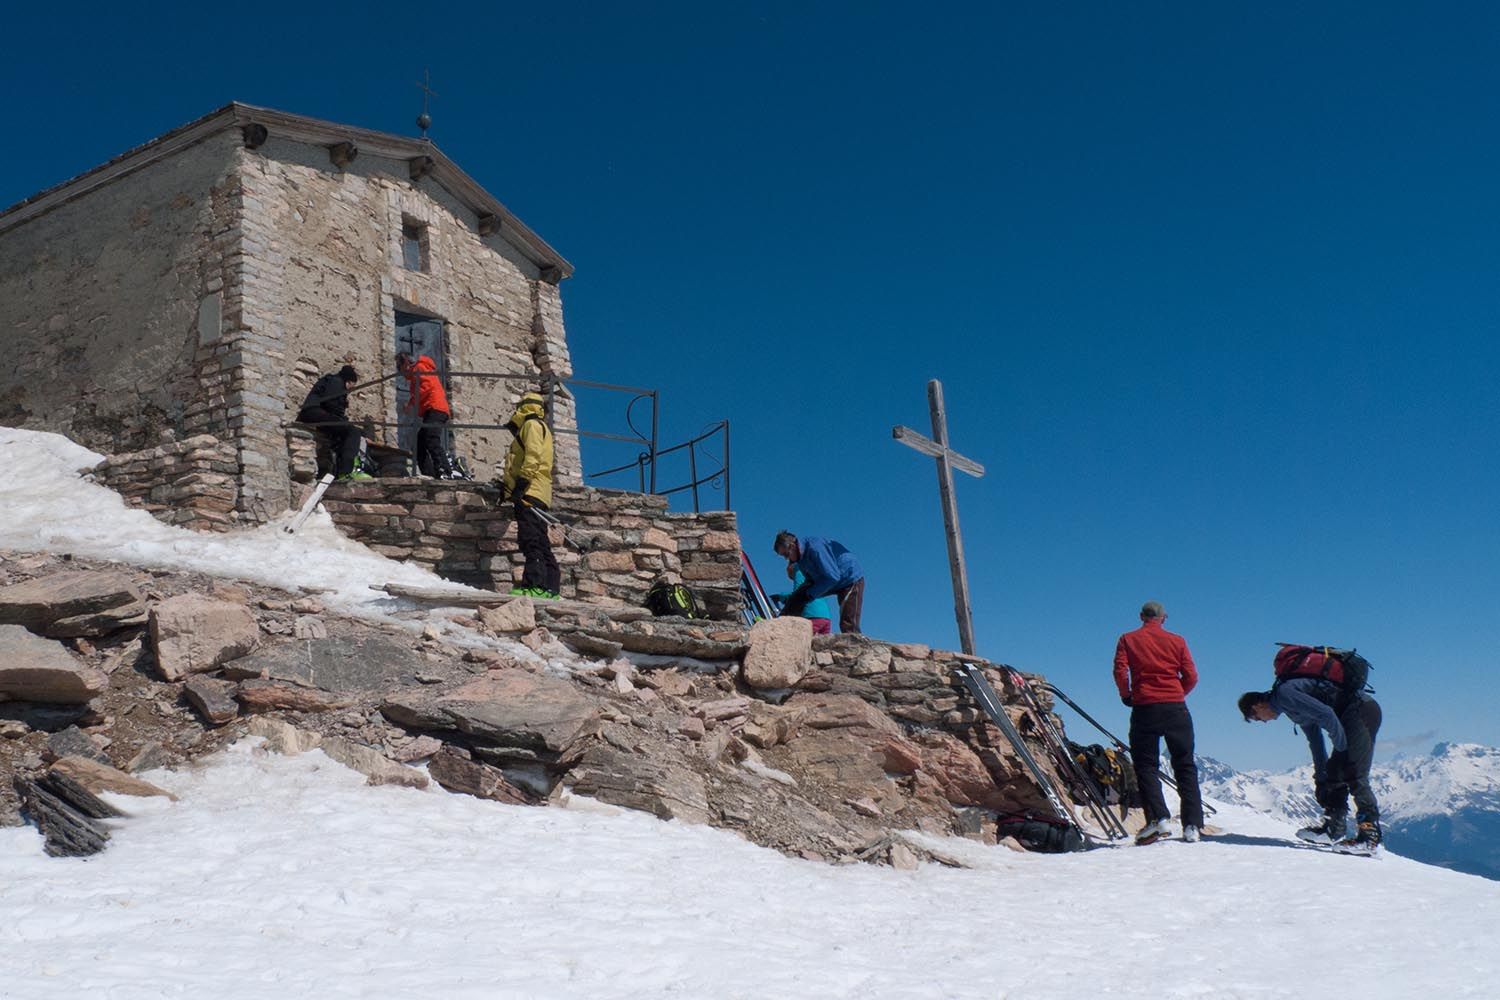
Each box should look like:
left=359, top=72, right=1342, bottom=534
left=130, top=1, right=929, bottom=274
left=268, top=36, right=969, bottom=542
left=0, top=102, right=582, bottom=518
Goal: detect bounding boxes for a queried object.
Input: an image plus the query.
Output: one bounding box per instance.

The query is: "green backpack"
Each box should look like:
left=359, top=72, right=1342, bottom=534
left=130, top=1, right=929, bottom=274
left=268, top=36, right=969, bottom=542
left=645, top=581, right=703, bottom=619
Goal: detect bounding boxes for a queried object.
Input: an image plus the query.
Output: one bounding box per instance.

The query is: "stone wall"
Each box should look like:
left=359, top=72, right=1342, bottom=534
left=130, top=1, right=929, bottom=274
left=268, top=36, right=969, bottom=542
left=89, top=434, right=241, bottom=532
left=319, top=481, right=743, bottom=620
left=0, top=132, right=243, bottom=454
left=244, top=138, right=581, bottom=492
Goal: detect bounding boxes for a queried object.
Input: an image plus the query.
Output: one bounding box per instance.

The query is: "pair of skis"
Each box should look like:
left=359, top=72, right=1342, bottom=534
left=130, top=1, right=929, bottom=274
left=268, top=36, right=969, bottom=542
left=952, top=662, right=1106, bottom=845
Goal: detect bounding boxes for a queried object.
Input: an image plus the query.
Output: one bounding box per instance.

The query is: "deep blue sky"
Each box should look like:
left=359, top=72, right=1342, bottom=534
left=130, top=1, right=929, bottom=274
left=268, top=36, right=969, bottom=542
left=5, top=3, right=1498, bottom=770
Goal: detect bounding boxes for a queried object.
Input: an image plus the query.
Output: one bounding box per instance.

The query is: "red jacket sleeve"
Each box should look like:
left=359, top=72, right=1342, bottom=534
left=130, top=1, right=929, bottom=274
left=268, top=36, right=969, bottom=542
left=1113, top=636, right=1131, bottom=701
left=1178, top=638, right=1198, bottom=696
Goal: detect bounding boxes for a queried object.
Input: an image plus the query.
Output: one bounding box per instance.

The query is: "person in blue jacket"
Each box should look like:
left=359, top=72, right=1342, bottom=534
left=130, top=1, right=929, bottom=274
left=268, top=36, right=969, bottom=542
left=772, top=564, right=835, bottom=635
left=1238, top=678, right=1384, bottom=853
left=772, top=530, right=865, bottom=634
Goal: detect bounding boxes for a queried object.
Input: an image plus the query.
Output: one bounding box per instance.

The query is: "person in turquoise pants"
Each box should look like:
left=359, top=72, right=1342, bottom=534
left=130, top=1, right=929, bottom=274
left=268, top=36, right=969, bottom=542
left=773, top=565, right=834, bottom=635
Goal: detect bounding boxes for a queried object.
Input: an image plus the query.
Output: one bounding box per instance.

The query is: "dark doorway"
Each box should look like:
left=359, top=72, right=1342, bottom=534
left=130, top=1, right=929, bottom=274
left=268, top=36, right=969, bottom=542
left=394, top=310, right=449, bottom=462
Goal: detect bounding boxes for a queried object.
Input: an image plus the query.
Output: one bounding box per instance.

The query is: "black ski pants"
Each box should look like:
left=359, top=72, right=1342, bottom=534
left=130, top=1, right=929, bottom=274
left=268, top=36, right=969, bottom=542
left=1327, top=697, right=1382, bottom=824
left=516, top=500, right=560, bottom=594
left=299, top=406, right=361, bottom=478
left=416, top=410, right=449, bottom=477
left=1128, top=701, right=1205, bottom=828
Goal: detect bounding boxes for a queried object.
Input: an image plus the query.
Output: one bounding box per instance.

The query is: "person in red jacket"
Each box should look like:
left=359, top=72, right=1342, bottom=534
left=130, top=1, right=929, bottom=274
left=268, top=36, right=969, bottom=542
left=397, top=353, right=452, bottom=477
left=1113, top=600, right=1205, bottom=845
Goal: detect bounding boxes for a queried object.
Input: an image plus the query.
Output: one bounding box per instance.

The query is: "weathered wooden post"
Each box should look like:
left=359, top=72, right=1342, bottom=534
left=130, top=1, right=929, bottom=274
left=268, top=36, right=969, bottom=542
left=893, top=379, right=986, bottom=655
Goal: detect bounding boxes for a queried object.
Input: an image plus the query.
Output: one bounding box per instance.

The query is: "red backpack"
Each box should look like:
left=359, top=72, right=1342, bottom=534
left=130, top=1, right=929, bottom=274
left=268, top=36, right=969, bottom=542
left=1273, top=644, right=1372, bottom=692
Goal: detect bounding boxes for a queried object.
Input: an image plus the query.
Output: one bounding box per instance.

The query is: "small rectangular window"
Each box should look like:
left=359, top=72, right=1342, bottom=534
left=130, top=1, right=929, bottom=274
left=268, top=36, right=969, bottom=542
left=401, top=221, right=429, bottom=273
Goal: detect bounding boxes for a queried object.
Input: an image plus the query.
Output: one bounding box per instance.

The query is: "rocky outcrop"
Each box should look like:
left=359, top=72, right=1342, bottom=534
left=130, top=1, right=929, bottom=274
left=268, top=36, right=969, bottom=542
left=0, top=570, right=146, bottom=637
left=0, top=626, right=108, bottom=703
left=149, top=595, right=259, bottom=681
left=382, top=671, right=601, bottom=758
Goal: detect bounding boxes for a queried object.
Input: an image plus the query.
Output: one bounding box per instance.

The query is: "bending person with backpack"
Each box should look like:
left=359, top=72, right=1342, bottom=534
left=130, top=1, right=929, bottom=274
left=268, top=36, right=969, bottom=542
left=1238, top=668, right=1383, bottom=854
left=500, top=391, right=559, bottom=600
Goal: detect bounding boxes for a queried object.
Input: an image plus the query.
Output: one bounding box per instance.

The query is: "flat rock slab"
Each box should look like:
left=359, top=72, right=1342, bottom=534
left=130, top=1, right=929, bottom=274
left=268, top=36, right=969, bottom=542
left=50, top=755, right=177, bottom=801
left=0, top=625, right=109, bottom=703
left=235, top=680, right=351, bottom=714
left=563, top=743, right=711, bottom=824
left=0, top=570, right=146, bottom=638
left=382, top=671, right=600, bottom=753
left=221, top=634, right=433, bottom=693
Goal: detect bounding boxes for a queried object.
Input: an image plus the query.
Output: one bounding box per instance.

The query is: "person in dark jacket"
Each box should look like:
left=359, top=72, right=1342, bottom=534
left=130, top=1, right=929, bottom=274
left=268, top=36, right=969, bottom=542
left=773, top=531, right=865, bottom=633
left=396, top=352, right=453, bottom=478
left=297, top=364, right=368, bottom=480
left=1114, top=600, right=1204, bottom=844
left=1238, top=681, right=1384, bottom=852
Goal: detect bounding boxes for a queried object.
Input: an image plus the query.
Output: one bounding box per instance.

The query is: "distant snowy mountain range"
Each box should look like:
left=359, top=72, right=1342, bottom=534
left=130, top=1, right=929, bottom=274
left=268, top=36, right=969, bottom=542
left=1200, top=742, right=1500, bottom=881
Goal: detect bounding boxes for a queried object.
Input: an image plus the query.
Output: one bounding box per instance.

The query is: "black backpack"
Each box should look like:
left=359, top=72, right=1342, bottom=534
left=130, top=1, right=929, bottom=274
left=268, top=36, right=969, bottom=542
left=996, top=813, right=1084, bottom=853
left=645, top=581, right=702, bottom=619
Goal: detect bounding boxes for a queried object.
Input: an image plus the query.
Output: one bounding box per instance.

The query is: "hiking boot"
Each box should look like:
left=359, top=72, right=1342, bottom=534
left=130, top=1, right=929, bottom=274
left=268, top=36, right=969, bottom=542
left=1182, top=825, right=1201, bottom=843
left=1136, top=818, right=1173, bottom=845
left=337, top=470, right=375, bottom=482
left=1297, top=814, right=1347, bottom=845
left=507, top=586, right=535, bottom=597
left=1336, top=820, right=1382, bottom=854
left=531, top=590, right=560, bottom=601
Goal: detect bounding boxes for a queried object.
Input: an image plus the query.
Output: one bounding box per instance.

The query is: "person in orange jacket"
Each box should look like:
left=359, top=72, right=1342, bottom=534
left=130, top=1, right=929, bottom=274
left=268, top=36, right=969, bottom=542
left=396, top=353, right=452, bottom=477
left=1113, top=600, right=1205, bottom=845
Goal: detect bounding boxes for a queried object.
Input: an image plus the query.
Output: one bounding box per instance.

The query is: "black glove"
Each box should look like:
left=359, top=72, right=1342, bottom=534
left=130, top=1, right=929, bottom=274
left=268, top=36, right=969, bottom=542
left=509, top=477, right=530, bottom=505
left=1121, top=695, right=1133, bottom=707
left=780, top=584, right=811, bottom=618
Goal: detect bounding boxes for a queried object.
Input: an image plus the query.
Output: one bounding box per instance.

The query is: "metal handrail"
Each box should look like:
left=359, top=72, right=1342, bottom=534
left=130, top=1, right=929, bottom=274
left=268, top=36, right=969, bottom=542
left=310, top=365, right=725, bottom=510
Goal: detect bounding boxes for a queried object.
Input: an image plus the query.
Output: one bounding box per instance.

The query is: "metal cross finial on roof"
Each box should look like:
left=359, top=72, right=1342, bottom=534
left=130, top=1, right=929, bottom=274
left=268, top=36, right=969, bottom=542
left=416, top=69, right=437, bottom=139
left=893, top=379, right=987, bottom=655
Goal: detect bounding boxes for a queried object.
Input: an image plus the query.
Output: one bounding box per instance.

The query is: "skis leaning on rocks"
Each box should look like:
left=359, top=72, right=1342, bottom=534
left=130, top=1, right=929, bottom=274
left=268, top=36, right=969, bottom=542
left=952, top=661, right=1089, bottom=843
left=284, top=474, right=335, bottom=534
left=1003, top=667, right=1131, bottom=841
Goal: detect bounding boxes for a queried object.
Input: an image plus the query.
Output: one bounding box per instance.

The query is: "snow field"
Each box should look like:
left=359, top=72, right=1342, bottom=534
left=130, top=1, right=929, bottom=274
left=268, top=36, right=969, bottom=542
left=2, top=741, right=1498, bottom=1000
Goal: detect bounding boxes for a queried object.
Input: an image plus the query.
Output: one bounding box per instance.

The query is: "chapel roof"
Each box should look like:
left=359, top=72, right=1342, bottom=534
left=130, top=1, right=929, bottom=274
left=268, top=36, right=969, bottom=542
left=0, top=102, right=573, bottom=280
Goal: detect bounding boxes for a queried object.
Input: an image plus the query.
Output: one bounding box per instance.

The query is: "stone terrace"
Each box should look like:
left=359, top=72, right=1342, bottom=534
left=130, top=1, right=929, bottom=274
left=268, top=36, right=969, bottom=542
left=318, top=481, right=744, bottom=621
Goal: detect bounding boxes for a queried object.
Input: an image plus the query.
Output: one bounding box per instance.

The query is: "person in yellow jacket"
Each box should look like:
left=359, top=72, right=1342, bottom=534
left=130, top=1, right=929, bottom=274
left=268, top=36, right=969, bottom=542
left=500, top=391, right=559, bottom=598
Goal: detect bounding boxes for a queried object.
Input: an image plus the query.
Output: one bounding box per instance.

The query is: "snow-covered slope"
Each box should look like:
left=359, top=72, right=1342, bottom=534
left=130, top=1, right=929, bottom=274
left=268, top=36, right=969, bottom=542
left=1200, top=743, right=1500, bottom=880
left=3, top=426, right=1500, bottom=997
left=3, top=741, right=1500, bottom=1000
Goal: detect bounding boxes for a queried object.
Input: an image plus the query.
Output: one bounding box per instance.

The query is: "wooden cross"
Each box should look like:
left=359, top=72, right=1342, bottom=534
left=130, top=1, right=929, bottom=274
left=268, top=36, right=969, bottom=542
left=893, top=379, right=986, bottom=655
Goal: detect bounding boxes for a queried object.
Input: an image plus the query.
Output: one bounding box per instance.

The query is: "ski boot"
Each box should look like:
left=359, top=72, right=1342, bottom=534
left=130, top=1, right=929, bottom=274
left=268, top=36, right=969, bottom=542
left=1135, top=818, right=1173, bottom=845
left=1296, top=813, right=1347, bottom=845
left=1334, top=820, right=1382, bottom=855
left=1182, top=825, right=1201, bottom=843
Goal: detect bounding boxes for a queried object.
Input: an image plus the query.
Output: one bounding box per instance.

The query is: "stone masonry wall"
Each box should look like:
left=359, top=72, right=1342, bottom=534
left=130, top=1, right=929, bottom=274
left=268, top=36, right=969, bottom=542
left=89, top=433, right=241, bottom=532
left=319, top=482, right=743, bottom=620
left=0, top=132, right=244, bottom=454
left=244, top=138, right=581, bottom=496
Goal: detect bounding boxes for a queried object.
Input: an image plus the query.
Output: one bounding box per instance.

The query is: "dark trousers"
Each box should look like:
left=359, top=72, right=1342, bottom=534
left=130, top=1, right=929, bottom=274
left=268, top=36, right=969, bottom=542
left=299, top=406, right=361, bottom=477
left=1128, top=701, right=1205, bottom=828
left=416, top=410, right=449, bottom=476
left=516, top=500, right=560, bottom=594
left=836, top=578, right=865, bottom=634
left=1327, top=698, right=1382, bottom=823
